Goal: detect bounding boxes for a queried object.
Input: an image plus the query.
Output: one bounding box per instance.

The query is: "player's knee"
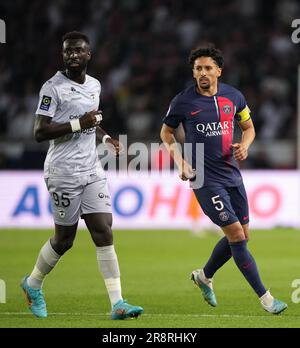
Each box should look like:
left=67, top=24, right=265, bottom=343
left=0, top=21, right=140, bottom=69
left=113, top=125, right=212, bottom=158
left=243, top=230, right=250, bottom=242
left=91, top=223, right=113, bottom=246
left=51, top=237, right=74, bottom=255
left=226, top=226, right=245, bottom=243
left=101, top=224, right=113, bottom=245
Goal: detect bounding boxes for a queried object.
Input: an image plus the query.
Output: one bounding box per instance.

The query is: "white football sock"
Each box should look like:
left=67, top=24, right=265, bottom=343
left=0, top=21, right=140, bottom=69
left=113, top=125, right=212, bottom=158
left=27, top=240, right=61, bottom=289
left=199, top=269, right=213, bottom=289
left=260, top=290, right=274, bottom=307
left=96, top=245, right=122, bottom=307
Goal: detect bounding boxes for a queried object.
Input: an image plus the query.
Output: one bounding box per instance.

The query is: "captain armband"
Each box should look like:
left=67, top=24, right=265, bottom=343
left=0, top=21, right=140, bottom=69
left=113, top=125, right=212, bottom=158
left=237, top=106, right=251, bottom=122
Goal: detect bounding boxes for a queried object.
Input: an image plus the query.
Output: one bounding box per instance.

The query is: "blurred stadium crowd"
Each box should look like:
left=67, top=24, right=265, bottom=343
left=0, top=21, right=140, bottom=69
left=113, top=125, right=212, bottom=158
left=0, top=0, right=299, bottom=169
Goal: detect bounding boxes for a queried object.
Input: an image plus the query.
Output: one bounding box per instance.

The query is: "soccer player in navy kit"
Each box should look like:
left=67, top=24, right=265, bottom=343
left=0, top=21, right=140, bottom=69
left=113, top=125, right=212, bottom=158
left=160, top=46, right=287, bottom=314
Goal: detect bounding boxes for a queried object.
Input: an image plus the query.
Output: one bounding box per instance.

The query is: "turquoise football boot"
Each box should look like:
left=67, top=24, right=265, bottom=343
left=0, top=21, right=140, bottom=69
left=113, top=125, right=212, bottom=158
left=21, top=276, right=47, bottom=318
left=111, top=299, right=143, bottom=320
left=191, top=269, right=217, bottom=307
left=261, top=298, right=288, bottom=314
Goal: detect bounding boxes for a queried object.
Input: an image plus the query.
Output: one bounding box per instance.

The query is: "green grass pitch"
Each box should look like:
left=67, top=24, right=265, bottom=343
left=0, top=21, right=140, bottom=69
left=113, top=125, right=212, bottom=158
left=0, top=228, right=299, bottom=328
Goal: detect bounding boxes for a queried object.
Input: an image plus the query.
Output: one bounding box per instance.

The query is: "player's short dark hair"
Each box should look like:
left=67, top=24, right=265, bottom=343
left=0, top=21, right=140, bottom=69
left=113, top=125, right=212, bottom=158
left=62, top=31, right=90, bottom=45
left=189, top=46, right=224, bottom=69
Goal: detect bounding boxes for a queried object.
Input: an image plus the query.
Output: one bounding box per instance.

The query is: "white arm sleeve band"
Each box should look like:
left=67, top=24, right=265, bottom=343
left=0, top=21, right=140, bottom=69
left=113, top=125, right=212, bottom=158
left=70, top=119, right=81, bottom=132
left=95, top=114, right=102, bottom=123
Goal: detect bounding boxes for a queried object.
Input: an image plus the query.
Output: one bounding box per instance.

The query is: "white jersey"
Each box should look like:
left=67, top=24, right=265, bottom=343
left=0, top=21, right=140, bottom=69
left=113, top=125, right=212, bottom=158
left=35, top=71, right=105, bottom=179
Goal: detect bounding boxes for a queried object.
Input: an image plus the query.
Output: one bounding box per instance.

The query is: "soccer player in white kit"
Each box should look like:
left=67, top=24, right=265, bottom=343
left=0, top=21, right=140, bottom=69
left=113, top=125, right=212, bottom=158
left=21, top=31, right=143, bottom=320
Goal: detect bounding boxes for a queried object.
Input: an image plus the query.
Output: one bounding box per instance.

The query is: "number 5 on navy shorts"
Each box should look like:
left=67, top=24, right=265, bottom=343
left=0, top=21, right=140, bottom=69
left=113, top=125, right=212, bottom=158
left=193, top=183, right=249, bottom=227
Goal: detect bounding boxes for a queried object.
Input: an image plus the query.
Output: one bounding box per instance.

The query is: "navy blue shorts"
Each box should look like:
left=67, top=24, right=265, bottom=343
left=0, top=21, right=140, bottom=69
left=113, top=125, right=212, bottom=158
left=193, top=183, right=249, bottom=227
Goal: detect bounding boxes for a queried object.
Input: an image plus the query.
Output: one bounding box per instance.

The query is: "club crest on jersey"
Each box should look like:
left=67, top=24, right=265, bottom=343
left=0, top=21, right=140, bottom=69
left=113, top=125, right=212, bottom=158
left=39, top=95, right=52, bottom=111
left=219, top=211, right=229, bottom=222
left=90, top=93, right=96, bottom=100
left=222, top=105, right=232, bottom=114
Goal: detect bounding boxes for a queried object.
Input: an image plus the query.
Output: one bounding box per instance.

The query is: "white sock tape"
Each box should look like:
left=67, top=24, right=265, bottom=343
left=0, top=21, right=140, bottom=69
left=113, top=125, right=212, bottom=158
left=70, top=119, right=81, bottom=132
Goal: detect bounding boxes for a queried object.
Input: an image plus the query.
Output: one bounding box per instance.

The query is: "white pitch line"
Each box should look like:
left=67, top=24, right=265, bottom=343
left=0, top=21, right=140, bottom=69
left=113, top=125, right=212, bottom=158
left=0, top=312, right=293, bottom=319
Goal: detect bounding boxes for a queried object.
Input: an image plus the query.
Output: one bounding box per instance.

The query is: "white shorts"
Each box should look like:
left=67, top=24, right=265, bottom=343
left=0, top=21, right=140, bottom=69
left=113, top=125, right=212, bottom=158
left=46, top=173, right=112, bottom=226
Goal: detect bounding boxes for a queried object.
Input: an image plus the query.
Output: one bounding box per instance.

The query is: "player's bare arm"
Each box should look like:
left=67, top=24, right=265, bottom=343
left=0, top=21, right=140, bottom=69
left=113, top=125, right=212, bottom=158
left=160, top=124, right=195, bottom=181
left=231, top=119, right=255, bottom=161
left=34, top=110, right=101, bottom=142
left=96, top=127, right=124, bottom=157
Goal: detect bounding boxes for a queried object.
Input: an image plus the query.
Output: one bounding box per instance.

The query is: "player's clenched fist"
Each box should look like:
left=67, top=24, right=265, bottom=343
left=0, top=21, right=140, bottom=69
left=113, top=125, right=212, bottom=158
left=231, top=143, right=248, bottom=161
left=179, top=160, right=196, bottom=181
left=79, top=110, right=102, bottom=129
left=105, top=138, right=125, bottom=157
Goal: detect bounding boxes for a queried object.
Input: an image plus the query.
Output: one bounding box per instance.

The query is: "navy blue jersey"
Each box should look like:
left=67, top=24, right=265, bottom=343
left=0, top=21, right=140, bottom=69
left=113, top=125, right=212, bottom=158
left=163, top=82, right=251, bottom=187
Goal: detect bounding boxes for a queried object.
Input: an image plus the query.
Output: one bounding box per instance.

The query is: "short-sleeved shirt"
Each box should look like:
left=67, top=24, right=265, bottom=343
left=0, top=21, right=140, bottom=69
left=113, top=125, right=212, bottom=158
left=35, top=71, right=105, bottom=179
left=163, top=82, right=251, bottom=187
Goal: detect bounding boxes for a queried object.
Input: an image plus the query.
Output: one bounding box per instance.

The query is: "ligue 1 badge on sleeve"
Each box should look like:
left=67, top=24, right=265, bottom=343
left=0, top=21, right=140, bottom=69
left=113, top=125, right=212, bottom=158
left=40, top=95, right=52, bottom=111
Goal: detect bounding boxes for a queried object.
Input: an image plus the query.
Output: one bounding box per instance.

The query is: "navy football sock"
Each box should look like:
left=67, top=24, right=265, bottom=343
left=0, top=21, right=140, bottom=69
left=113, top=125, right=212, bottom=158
left=229, top=240, right=266, bottom=297
left=203, top=237, right=232, bottom=278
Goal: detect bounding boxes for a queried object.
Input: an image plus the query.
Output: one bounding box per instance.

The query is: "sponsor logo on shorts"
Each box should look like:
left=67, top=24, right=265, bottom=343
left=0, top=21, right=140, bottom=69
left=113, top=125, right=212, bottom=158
left=98, top=193, right=110, bottom=199
left=58, top=209, right=65, bottom=218
left=39, top=95, right=52, bottom=111
left=219, top=211, right=229, bottom=222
